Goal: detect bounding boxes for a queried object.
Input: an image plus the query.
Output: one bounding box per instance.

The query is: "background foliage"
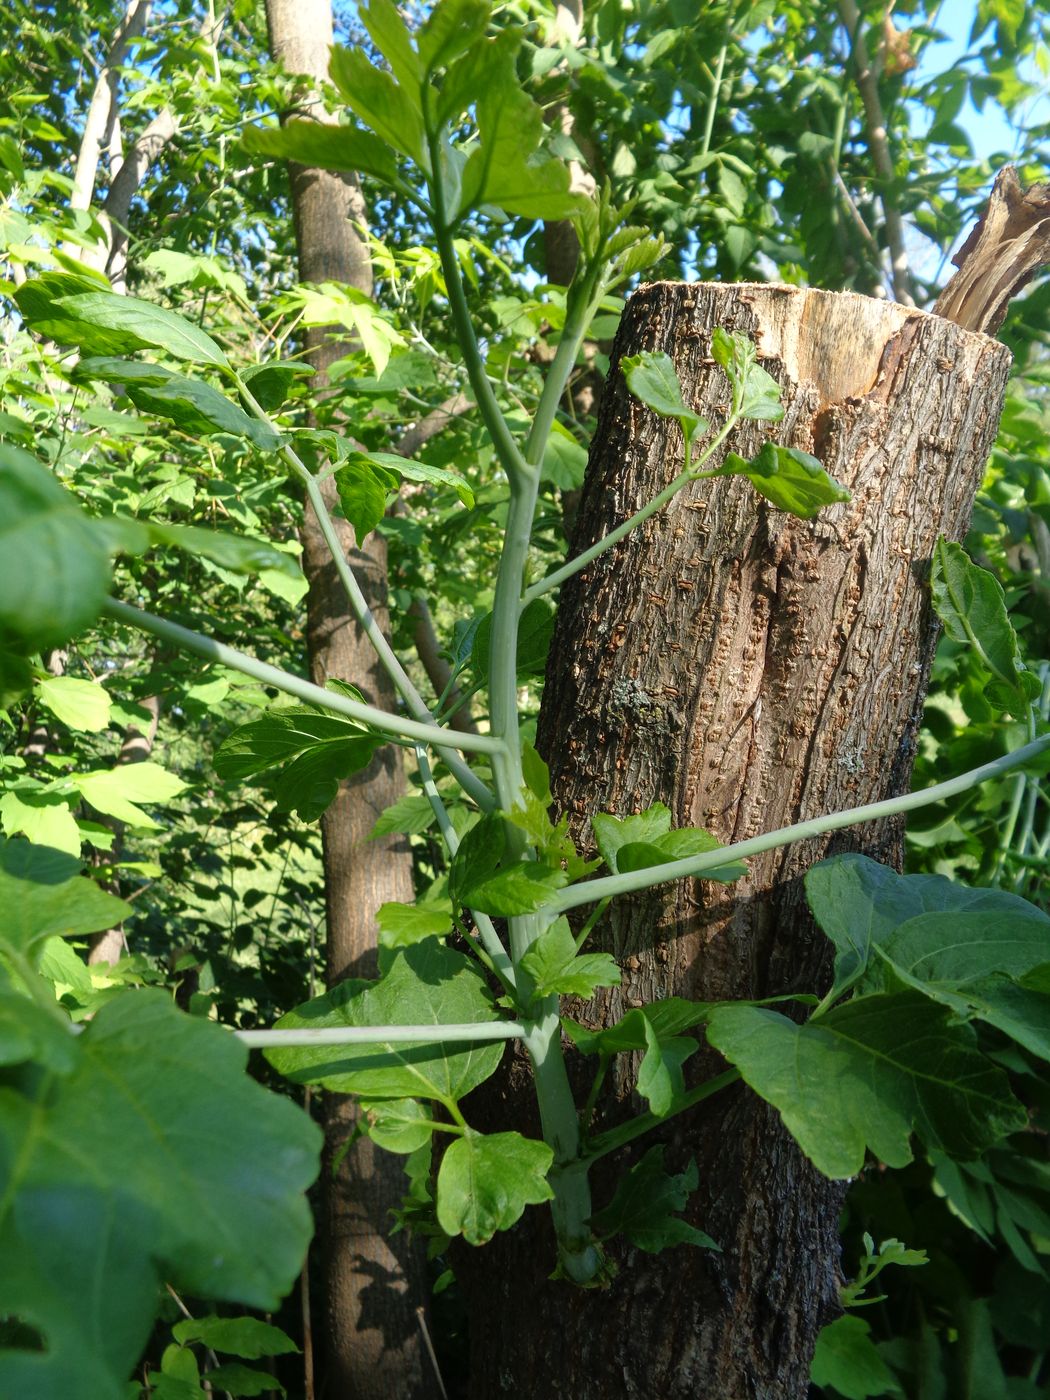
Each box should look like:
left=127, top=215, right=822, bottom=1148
left=0, top=1, right=1048, bottom=1396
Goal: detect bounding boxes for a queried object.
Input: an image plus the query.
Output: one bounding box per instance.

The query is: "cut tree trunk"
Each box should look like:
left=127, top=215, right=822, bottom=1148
left=459, top=280, right=1011, bottom=1399
left=264, top=2, right=435, bottom=1396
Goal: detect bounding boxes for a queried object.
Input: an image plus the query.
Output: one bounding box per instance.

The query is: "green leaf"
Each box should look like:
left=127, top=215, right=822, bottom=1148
left=35, top=676, right=111, bottom=733
left=359, top=1097, right=436, bottom=1153
left=0, top=981, right=79, bottom=1073
left=931, top=538, right=1041, bottom=715
left=75, top=359, right=279, bottom=450
left=14, top=271, right=146, bottom=356
left=590, top=1146, right=717, bottom=1253
left=329, top=45, right=425, bottom=163
left=0, top=837, right=130, bottom=964
left=371, top=793, right=438, bottom=838
left=55, top=292, right=229, bottom=368
left=806, top=853, right=1050, bottom=996
left=335, top=455, right=400, bottom=541
left=171, top=1315, right=298, bottom=1360
left=706, top=993, right=1026, bottom=1179
left=591, top=803, right=745, bottom=882
left=359, top=450, right=474, bottom=508
left=448, top=812, right=567, bottom=916
left=147, top=523, right=304, bottom=583
left=75, top=761, right=186, bottom=830
left=455, top=31, right=585, bottom=221
left=376, top=901, right=453, bottom=949
left=710, top=327, right=784, bottom=421
left=200, top=1363, right=283, bottom=1398
left=418, top=0, right=491, bottom=77
left=636, top=1017, right=697, bottom=1117
left=810, top=1315, right=903, bottom=1399
left=470, top=597, right=555, bottom=682
left=360, top=0, right=424, bottom=94
left=520, top=917, right=621, bottom=997
left=214, top=707, right=383, bottom=822
left=0, top=787, right=81, bottom=856
left=435, top=1130, right=554, bottom=1244
left=716, top=443, right=850, bottom=519
left=621, top=351, right=705, bottom=441
left=541, top=424, right=589, bottom=488
left=0, top=445, right=114, bottom=652
left=240, top=361, right=314, bottom=412
left=264, top=940, right=505, bottom=1102
left=0, top=992, right=319, bottom=1400
left=564, top=997, right=714, bottom=1056
left=242, top=119, right=406, bottom=193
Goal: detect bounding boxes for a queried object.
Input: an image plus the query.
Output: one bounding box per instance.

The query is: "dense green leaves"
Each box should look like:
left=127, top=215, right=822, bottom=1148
left=707, top=994, right=1025, bottom=1178
left=590, top=1146, right=716, bottom=1253
left=592, top=803, right=746, bottom=882
left=0, top=993, right=319, bottom=1400
left=448, top=812, right=568, bottom=916
left=931, top=538, right=1041, bottom=715
left=0, top=445, right=114, bottom=653
left=436, top=1130, right=554, bottom=1245
left=0, top=838, right=129, bottom=965
left=264, top=940, right=505, bottom=1104
left=214, top=704, right=384, bottom=821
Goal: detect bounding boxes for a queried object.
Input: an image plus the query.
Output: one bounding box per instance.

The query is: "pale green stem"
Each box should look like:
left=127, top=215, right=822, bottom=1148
left=550, top=733, right=1050, bottom=915
left=524, top=1010, right=601, bottom=1284
left=428, top=136, right=528, bottom=485
left=415, top=746, right=516, bottom=991
left=233, top=374, right=495, bottom=810
left=524, top=466, right=691, bottom=605
left=104, top=597, right=505, bottom=757
left=523, top=397, right=739, bottom=607
left=525, top=267, right=605, bottom=469
left=700, top=44, right=727, bottom=159
left=236, top=1022, right=524, bottom=1048
left=584, top=1069, right=740, bottom=1165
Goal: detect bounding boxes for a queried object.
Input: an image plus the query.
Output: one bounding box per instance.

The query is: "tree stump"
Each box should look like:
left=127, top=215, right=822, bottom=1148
left=463, top=282, right=1012, bottom=1399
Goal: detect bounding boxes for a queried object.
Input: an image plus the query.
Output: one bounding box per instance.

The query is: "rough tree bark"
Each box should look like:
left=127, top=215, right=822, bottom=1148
left=460, top=280, right=1012, bottom=1398
left=263, top=3, right=435, bottom=1396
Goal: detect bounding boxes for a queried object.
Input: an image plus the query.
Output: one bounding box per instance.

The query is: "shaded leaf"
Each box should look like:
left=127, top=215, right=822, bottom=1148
left=810, top=1315, right=903, bottom=1399
left=0, top=837, right=129, bottom=964
left=171, top=1315, right=298, bottom=1360
left=436, top=1130, right=553, bottom=1244
left=264, top=940, right=505, bottom=1103
left=591, top=1146, right=716, bottom=1253
left=0, top=993, right=319, bottom=1400
left=0, top=446, right=113, bottom=652
left=706, top=994, right=1025, bottom=1178
left=592, top=803, right=745, bottom=882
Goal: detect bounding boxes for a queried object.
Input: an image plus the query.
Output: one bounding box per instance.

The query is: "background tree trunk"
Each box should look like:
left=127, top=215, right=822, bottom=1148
left=264, top=3, right=435, bottom=1396
left=460, top=281, right=1011, bottom=1399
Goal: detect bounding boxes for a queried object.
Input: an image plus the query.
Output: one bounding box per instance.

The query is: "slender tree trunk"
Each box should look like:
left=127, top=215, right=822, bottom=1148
left=263, top=3, right=435, bottom=1396
left=459, top=281, right=1011, bottom=1398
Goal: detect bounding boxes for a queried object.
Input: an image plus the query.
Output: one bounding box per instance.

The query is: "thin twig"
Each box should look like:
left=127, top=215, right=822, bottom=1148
left=837, top=0, right=915, bottom=305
